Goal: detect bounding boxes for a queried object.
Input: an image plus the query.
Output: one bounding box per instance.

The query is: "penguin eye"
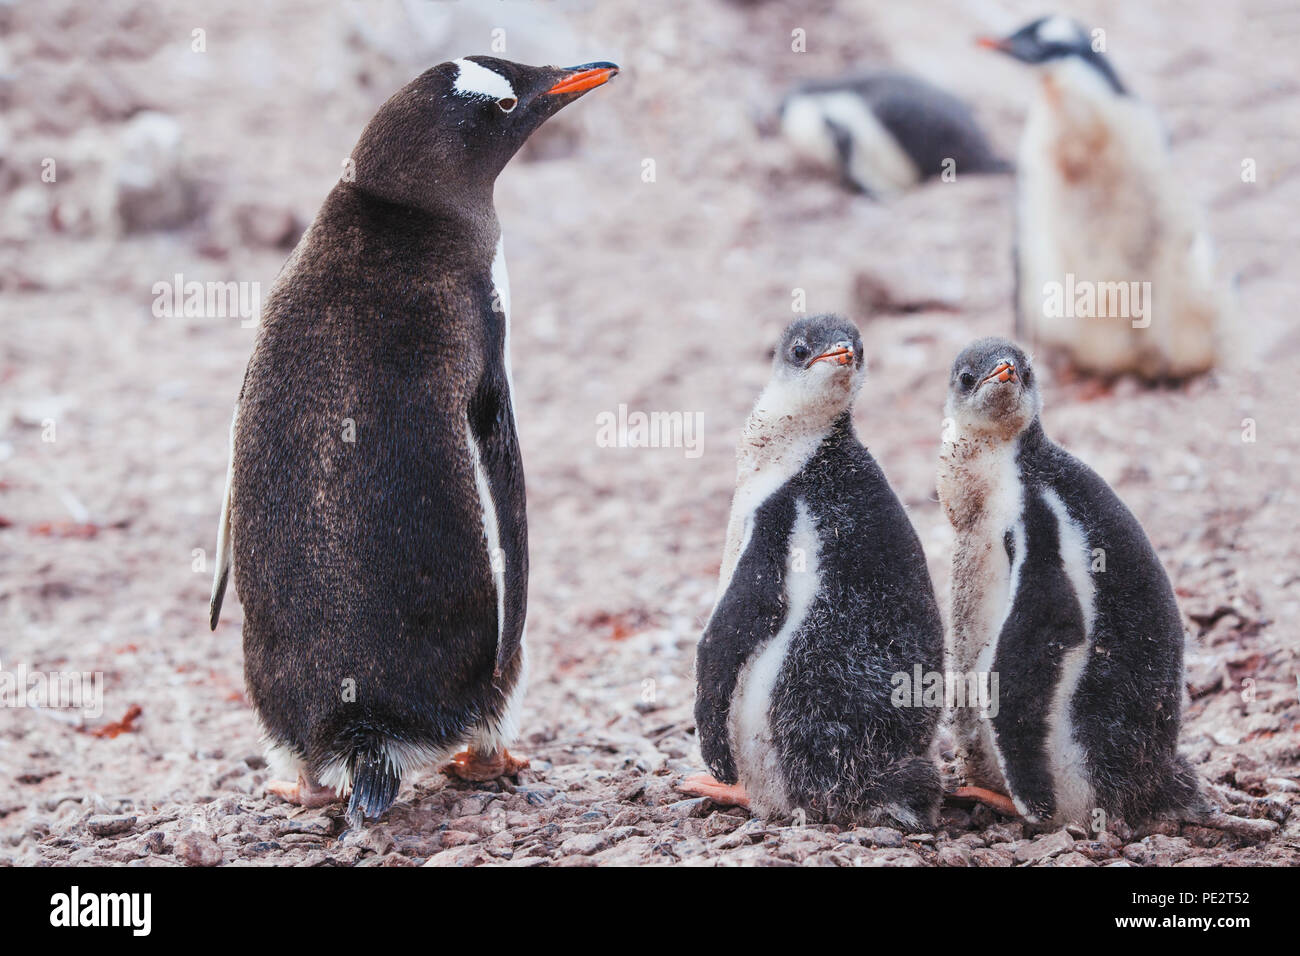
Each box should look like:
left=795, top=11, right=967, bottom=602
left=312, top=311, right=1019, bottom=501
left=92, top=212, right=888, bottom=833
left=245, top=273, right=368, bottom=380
left=959, top=370, right=977, bottom=391
left=496, top=96, right=518, bottom=113
left=792, top=344, right=811, bottom=363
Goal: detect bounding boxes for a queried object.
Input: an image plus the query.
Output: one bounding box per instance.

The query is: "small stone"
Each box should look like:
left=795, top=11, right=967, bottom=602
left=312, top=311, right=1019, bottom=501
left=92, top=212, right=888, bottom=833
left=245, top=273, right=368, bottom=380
left=439, top=830, right=478, bottom=848
left=174, top=831, right=223, bottom=867
left=364, top=826, right=394, bottom=856
left=422, top=845, right=488, bottom=867
left=937, top=844, right=971, bottom=867
left=559, top=831, right=613, bottom=856
left=1053, top=851, right=1095, bottom=867
left=971, top=846, right=1016, bottom=867
left=856, top=827, right=904, bottom=848
left=1014, top=829, right=1074, bottom=864
left=1123, top=835, right=1195, bottom=866
left=665, top=797, right=710, bottom=818
left=86, top=814, right=136, bottom=837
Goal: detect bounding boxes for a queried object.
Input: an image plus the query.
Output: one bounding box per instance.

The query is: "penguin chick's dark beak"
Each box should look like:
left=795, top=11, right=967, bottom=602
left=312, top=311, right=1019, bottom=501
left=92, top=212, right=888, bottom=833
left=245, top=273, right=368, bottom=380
left=981, top=361, right=1018, bottom=385
left=809, top=346, right=854, bottom=368
left=545, top=62, right=619, bottom=96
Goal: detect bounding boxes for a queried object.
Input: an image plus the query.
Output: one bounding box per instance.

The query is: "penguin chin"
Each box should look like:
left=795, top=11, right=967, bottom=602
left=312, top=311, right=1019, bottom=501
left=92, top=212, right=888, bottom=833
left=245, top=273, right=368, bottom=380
left=950, top=384, right=1038, bottom=441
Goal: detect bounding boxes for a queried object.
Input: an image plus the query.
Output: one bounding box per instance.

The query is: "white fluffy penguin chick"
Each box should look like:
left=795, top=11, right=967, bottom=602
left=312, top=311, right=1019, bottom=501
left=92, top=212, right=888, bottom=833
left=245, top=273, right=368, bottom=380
left=981, top=16, right=1233, bottom=380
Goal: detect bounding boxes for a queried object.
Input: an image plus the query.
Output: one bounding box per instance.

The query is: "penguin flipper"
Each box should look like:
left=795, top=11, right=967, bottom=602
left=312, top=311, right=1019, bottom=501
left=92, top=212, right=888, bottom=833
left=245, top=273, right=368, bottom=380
left=694, top=492, right=796, bottom=783
left=209, top=402, right=238, bottom=630
left=989, top=494, right=1089, bottom=823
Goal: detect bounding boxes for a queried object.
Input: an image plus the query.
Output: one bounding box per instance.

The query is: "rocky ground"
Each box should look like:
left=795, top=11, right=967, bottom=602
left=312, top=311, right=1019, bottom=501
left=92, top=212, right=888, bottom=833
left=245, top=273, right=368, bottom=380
left=1, top=0, right=1297, bottom=866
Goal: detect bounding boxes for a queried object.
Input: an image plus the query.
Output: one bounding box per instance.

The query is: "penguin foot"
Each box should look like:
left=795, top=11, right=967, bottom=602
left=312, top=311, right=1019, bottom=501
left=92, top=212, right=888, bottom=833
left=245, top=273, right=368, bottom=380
left=677, top=774, right=750, bottom=808
left=441, top=747, right=529, bottom=782
left=948, top=786, right=1018, bottom=817
left=266, top=772, right=340, bottom=809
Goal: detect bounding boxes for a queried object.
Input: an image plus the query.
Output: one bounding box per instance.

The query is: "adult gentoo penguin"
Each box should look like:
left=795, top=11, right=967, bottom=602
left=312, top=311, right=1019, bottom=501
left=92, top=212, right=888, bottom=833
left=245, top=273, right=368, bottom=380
left=937, top=338, right=1204, bottom=825
left=681, top=315, right=945, bottom=828
left=980, top=16, right=1230, bottom=380
left=208, top=56, right=618, bottom=827
left=779, top=71, right=1011, bottom=198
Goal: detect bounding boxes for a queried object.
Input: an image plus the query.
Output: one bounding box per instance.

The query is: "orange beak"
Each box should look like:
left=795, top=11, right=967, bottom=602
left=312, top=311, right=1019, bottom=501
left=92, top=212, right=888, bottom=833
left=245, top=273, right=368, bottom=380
left=810, top=347, right=854, bottom=367
left=546, top=64, right=619, bottom=96
left=976, top=36, right=1007, bottom=51
left=981, top=361, right=1018, bottom=385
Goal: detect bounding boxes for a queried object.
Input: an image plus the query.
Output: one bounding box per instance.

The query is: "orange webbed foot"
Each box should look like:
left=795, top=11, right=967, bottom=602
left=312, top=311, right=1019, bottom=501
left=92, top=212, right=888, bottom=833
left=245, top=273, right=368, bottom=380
left=266, top=772, right=340, bottom=808
left=441, top=747, right=530, bottom=782
left=678, top=773, right=750, bottom=808
left=948, top=785, right=1019, bottom=817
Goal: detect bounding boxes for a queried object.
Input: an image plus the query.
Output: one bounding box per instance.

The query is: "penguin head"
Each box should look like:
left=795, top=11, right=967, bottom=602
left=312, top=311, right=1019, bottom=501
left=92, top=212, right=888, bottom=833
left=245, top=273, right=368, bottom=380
left=348, top=56, right=619, bottom=211
left=978, top=16, right=1091, bottom=64
left=768, top=314, right=866, bottom=417
left=977, top=17, right=1126, bottom=94
left=945, top=338, right=1041, bottom=440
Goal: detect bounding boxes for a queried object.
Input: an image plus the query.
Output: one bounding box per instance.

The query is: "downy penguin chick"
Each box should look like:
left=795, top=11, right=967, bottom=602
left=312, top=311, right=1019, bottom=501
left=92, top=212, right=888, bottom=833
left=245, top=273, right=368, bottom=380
left=779, top=71, right=1012, bottom=198
left=683, top=315, right=945, bottom=829
left=980, top=16, right=1231, bottom=380
left=208, top=57, right=619, bottom=828
left=937, top=337, right=1204, bottom=825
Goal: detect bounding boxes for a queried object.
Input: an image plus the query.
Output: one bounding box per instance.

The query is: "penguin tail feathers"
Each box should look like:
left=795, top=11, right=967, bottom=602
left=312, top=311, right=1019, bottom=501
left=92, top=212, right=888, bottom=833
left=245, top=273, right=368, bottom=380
left=867, top=755, right=943, bottom=832
left=1150, top=753, right=1209, bottom=820
left=344, top=742, right=402, bottom=830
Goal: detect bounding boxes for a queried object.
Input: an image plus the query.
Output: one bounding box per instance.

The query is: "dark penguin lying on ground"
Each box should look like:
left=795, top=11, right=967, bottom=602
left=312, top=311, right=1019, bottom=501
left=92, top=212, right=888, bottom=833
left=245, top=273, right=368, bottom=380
left=681, top=315, right=945, bottom=829
left=209, top=56, right=618, bottom=828
left=779, top=71, right=1011, bottom=198
left=937, top=337, right=1205, bottom=826
left=979, top=16, right=1231, bottom=380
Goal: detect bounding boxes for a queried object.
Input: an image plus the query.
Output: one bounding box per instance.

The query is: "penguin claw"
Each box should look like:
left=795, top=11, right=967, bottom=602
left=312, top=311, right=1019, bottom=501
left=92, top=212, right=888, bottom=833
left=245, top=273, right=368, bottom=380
left=265, top=772, right=340, bottom=809
left=947, top=786, right=1019, bottom=817
left=677, top=774, right=750, bottom=809
left=441, top=748, right=530, bottom=783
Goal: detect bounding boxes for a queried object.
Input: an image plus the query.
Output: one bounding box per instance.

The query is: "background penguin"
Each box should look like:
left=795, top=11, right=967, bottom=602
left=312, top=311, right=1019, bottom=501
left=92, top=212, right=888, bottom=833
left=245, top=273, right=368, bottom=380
left=681, top=315, right=945, bottom=828
left=936, top=337, right=1205, bottom=825
left=208, top=56, right=618, bottom=828
left=980, top=16, right=1232, bottom=380
left=779, top=71, right=1012, bottom=198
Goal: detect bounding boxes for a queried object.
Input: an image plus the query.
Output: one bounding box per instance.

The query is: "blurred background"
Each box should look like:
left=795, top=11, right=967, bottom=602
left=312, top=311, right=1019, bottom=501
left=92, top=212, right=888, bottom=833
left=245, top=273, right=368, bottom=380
left=1, top=0, right=1297, bottom=865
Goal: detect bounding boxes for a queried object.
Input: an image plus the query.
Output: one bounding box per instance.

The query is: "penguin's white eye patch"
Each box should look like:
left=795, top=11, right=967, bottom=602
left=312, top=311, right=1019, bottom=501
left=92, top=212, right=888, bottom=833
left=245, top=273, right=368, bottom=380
left=497, top=96, right=517, bottom=113
left=451, top=58, right=516, bottom=101
left=1036, top=16, right=1078, bottom=45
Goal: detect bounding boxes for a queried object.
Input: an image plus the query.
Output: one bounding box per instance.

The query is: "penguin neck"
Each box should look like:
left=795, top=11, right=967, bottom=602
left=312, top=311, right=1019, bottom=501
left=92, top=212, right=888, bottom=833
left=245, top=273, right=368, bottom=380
left=337, top=181, right=500, bottom=249
left=738, top=383, right=852, bottom=481
left=938, top=416, right=1043, bottom=533
left=1044, top=54, right=1127, bottom=102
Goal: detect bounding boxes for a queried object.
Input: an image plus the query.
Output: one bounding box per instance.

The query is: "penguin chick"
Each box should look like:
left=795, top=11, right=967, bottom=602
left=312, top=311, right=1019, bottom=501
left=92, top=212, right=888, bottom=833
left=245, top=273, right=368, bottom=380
left=683, top=315, right=945, bottom=829
left=980, top=16, right=1232, bottom=380
left=208, top=56, right=619, bottom=829
left=937, top=337, right=1205, bottom=826
left=779, top=71, right=1012, bottom=198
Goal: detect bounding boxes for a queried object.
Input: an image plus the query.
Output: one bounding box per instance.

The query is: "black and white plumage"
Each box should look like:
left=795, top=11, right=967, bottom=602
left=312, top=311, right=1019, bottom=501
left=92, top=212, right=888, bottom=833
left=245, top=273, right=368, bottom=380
left=779, top=71, right=1011, bottom=198
left=693, top=315, right=945, bottom=828
left=982, top=16, right=1230, bottom=379
left=937, top=337, right=1204, bottom=825
left=208, top=56, right=618, bottom=828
